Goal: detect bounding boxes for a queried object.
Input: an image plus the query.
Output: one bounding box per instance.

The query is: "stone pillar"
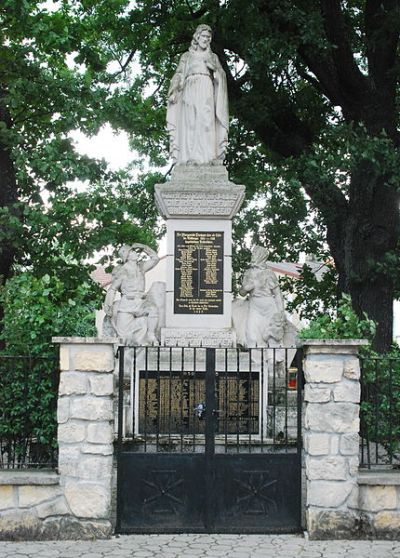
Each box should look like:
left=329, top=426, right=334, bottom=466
left=53, top=337, right=116, bottom=538
left=303, top=339, right=367, bottom=539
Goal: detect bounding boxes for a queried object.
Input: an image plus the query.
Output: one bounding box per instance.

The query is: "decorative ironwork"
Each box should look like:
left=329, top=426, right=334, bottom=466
left=116, top=346, right=303, bottom=534
left=142, top=469, right=185, bottom=515
left=233, top=470, right=278, bottom=516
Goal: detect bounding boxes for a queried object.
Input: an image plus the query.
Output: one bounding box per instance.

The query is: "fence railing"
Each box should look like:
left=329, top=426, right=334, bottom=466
left=0, top=354, right=59, bottom=469
left=360, top=355, right=400, bottom=468
left=117, top=345, right=303, bottom=454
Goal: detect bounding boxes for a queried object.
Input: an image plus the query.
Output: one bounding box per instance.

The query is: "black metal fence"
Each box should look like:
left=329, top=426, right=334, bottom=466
left=117, top=346, right=303, bottom=454
left=0, top=355, right=59, bottom=469
left=360, top=355, right=400, bottom=468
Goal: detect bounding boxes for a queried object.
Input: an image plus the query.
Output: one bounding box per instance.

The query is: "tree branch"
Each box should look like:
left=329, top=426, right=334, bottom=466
left=365, top=0, right=400, bottom=88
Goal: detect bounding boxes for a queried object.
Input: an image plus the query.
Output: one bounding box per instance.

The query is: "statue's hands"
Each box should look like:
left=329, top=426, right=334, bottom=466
left=104, top=303, right=113, bottom=317
left=206, top=59, right=216, bottom=72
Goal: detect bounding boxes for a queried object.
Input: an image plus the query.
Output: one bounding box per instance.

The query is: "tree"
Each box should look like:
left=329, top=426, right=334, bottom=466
left=116, top=0, right=400, bottom=352
left=2, top=1, right=399, bottom=352
left=0, top=1, right=161, bottom=335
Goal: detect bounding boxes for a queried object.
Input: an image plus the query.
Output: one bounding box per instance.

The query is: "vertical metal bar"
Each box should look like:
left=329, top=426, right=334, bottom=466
left=193, top=347, right=196, bottom=451
left=132, top=348, right=136, bottom=438
left=144, top=347, right=149, bottom=453
left=296, top=349, right=303, bottom=456
left=180, top=347, right=184, bottom=452
left=284, top=348, right=289, bottom=450
left=156, top=347, right=160, bottom=452
left=374, top=359, right=378, bottom=466
left=364, top=359, right=371, bottom=469
left=116, top=345, right=125, bottom=533
left=273, top=348, right=276, bottom=447
left=389, top=358, right=393, bottom=465
left=236, top=348, right=240, bottom=453
left=224, top=348, right=228, bottom=453
left=205, top=347, right=216, bottom=531
left=261, top=349, right=264, bottom=453
left=248, top=349, right=252, bottom=452
left=168, top=348, right=172, bottom=447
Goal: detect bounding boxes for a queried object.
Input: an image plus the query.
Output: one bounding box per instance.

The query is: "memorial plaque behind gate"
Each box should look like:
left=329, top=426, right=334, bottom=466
left=174, top=231, right=224, bottom=314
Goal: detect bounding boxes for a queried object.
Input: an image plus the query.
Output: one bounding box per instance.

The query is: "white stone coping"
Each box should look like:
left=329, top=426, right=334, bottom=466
left=52, top=337, right=121, bottom=344
left=358, top=470, right=400, bottom=486
left=0, top=470, right=60, bottom=485
left=303, top=339, right=369, bottom=346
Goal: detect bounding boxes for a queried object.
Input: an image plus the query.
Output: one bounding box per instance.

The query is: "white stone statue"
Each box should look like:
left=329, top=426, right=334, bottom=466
left=103, top=244, right=164, bottom=345
left=167, top=24, right=229, bottom=165
left=232, top=246, right=298, bottom=349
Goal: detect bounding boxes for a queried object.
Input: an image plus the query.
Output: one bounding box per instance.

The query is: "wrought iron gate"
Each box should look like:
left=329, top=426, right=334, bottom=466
left=116, top=346, right=303, bottom=534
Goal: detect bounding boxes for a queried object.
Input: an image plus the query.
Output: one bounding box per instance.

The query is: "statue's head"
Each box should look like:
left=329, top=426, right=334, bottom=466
left=250, top=245, right=269, bottom=269
left=191, top=24, right=212, bottom=51
left=119, top=245, right=139, bottom=263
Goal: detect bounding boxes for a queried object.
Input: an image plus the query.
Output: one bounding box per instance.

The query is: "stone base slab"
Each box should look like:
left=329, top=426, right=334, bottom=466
left=161, top=327, right=236, bottom=347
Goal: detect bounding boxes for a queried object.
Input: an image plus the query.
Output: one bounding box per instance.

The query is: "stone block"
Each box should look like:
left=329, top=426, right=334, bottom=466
left=0, top=486, right=14, bottom=510
left=57, top=398, right=70, bottom=424
left=64, top=481, right=110, bottom=519
left=359, top=485, right=397, bottom=512
left=307, top=456, right=348, bottom=481
left=333, top=382, right=360, bottom=403
left=374, top=511, right=400, bottom=531
left=77, top=455, right=113, bottom=480
left=307, top=508, right=359, bottom=539
left=58, top=421, right=86, bottom=444
left=57, top=446, right=80, bottom=476
left=348, top=455, right=359, bottom=476
left=70, top=397, right=113, bottom=421
left=19, top=485, right=58, bottom=508
left=304, top=385, right=331, bottom=403
left=36, top=496, right=70, bottom=519
left=81, top=444, right=113, bottom=456
left=307, top=480, right=354, bottom=507
left=343, top=359, right=360, bottom=380
left=330, top=435, right=339, bottom=454
left=0, top=511, right=42, bottom=540
left=59, top=372, right=88, bottom=396
left=304, top=359, right=343, bottom=383
left=340, top=433, right=359, bottom=455
left=60, top=346, right=70, bottom=371
left=87, top=422, right=114, bottom=445
left=40, top=516, right=112, bottom=540
left=89, top=374, right=114, bottom=396
left=305, top=402, right=359, bottom=433
left=73, top=349, right=114, bottom=372
left=304, top=433, right=331, bottom=455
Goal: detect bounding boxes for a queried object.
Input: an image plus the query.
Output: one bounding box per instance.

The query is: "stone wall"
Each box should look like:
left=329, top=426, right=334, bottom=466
left=0, top=338, right=117, bottom=540
left=303, top=340, right=365, bottom=539
left=358, top=471, right=400, bottom=538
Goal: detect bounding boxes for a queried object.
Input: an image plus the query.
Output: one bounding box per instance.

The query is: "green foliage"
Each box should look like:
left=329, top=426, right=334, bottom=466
left=0, top=272, right=99, bottom=357
left=0, top=271, right=100, bottom=467
left=299, top=294, right=376, bottom=341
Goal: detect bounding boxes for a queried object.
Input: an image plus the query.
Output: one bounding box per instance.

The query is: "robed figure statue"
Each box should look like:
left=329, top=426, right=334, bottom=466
left=167, top=24, right=229, bottom=165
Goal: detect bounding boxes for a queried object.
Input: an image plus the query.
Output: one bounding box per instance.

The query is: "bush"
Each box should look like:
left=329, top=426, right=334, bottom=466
left=0, top=272, right=100, bottom=467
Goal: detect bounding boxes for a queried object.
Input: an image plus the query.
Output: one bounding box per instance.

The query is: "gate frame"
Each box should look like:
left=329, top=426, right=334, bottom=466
left=115, top=345, right=303, bottom=534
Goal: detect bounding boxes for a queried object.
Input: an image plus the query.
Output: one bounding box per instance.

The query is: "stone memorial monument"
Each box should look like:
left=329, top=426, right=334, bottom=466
left=155, top=24, right=245, bottom=347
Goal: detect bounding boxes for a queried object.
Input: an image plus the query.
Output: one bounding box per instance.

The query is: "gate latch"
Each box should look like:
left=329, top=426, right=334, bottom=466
left=194, top=402, right=206, bottom=420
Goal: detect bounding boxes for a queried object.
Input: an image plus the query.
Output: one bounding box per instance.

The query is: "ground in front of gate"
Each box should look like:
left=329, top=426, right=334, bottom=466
left=0, top=534, right=399, bottom=557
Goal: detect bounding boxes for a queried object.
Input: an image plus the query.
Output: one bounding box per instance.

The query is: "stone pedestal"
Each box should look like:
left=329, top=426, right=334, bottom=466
left=155, top=165, right=245, bottom=347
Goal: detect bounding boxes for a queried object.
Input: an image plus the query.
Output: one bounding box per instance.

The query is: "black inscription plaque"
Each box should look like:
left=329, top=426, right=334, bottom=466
left=174, top=231, right=224, bottom=314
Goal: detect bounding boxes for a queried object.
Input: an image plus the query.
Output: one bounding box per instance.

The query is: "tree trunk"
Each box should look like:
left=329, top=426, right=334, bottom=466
left=343, top=162, right=400, bottom=352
